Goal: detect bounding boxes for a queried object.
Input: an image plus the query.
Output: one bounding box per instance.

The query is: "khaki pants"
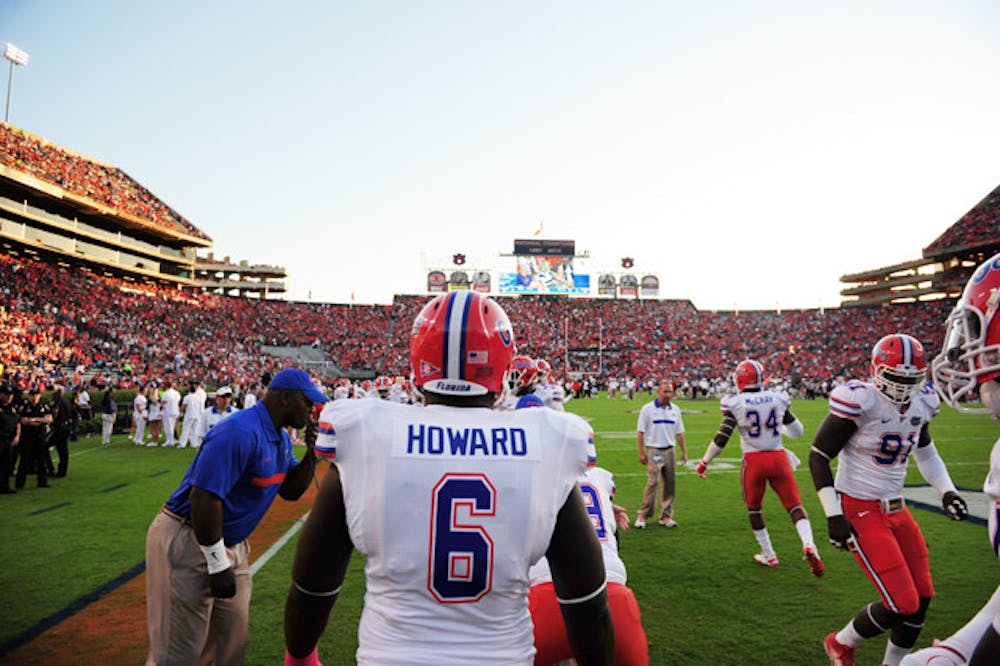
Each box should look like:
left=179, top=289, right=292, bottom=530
left=146, top=509, right=252, bottom=665
left=638, top=446, right=676, bottom=521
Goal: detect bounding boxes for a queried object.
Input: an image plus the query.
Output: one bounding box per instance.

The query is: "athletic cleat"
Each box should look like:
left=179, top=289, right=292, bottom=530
left=804, top=545, right=825, bottom=578
left=823, top=632, right=855, bottom=666
left=634, top=518, right=646, bottom=529
left=754, top=553, right=780, bottom=568
left=658, top=517, right=678, bottom=527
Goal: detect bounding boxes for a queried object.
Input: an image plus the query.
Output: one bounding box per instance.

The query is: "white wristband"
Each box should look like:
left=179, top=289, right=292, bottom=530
left=199, top=539, right=232, bottom=574
left=817, top=486, right=843, bottom=518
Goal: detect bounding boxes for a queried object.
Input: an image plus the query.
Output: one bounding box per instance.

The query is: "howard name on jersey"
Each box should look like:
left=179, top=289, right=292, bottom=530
left=313, top=398, right=594, bottom=663
left=828, top=379, right=940, bottom=500
left=721, top=389, right=792, bottom=454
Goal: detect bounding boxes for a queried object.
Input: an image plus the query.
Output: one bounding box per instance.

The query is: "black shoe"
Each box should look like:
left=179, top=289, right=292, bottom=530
left=37, top=483, right=51, bottom=488
left=0, top=488, right=15, bottom=494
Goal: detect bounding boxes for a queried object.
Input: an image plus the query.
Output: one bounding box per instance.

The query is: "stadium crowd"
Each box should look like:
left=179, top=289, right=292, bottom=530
left=0, top=251, right=955, bottom=398
left=0, top=123, right=208, bottom=241
left=923, top=183, right=999, bottom=255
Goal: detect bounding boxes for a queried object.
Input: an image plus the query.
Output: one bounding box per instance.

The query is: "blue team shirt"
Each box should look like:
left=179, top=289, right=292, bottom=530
left=164, top=402, right=299, bottom=545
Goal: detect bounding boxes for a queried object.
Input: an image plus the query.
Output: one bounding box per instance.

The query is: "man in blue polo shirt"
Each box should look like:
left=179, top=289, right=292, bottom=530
left=145, top=368, right=327, bottom=665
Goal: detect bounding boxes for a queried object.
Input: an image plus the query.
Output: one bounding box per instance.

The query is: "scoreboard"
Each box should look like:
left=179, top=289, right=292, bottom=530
left=513, top=239, right=575, bottom=256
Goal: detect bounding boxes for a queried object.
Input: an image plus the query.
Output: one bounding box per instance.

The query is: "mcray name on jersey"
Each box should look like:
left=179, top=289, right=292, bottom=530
left=397, top=423, right=539, bottom=458
left=741, top=394, right=776, bottom=406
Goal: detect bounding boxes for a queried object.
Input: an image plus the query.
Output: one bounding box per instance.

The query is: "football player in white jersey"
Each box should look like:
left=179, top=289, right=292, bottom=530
left=284, top=291, right=613, bottom=666
left=696, top=359, right=824, bottom=577
left=810, top=334, right=969, bottom=666
left=526, top=417, right=650, bottom=664
left=534, top=359, right=567, bottom=411
left=902, top=253, right=1000, bottom=666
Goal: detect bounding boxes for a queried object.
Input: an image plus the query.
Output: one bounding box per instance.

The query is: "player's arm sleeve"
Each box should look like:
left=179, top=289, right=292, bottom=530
left=914, top=425, right=958, bottom=496
left=546, top=485, right=615, bottom=664
left=711, top=412, right=737, bottom=449
left=284, top=463, right=354, bottom=660
left=808, top=414, right=856, bottom=492
left=781, top=409, right=804, bottom=439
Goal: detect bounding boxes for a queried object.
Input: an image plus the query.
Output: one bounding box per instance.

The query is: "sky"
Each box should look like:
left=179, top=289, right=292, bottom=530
left=2, top=1, right=999, bottom=310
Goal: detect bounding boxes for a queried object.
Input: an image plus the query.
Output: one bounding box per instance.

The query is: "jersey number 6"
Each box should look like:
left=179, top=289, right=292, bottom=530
left=428, top=473, right=496, bottom=603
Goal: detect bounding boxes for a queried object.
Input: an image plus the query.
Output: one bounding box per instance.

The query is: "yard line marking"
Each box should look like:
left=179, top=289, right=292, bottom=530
left=28, top=502, right=71, bottom=516
left=250, top=511, right=310, bottom=576
left=902, top=485, right=989, bottom=526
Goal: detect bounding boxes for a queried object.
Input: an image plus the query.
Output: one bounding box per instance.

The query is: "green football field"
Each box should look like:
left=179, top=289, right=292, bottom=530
left=1, top=393, right=997, bottom=665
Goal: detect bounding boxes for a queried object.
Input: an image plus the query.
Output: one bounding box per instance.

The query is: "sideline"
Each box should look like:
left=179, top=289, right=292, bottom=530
left=0, top=510, right=309, bottom=659
left=0, top=562, right=147, bottom=657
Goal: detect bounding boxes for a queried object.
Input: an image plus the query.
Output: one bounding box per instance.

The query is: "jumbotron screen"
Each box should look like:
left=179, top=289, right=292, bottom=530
left=498, top=254, right=590, bottom=294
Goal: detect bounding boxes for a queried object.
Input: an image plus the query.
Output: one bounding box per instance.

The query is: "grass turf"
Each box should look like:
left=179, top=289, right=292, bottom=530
left=1, top=394, right=997, bottom=664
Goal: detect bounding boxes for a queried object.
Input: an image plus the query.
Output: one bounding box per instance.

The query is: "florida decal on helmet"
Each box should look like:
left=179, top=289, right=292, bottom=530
left=410, top=291, right=515, bottom=396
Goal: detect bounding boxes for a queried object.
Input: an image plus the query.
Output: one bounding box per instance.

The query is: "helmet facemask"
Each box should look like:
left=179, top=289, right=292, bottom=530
left=873, top=365, right=926, bottom=405
left=932, top=294, right=1000, bottom=414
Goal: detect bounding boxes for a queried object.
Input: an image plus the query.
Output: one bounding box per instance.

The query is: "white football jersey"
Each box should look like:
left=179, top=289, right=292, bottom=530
left=828, top=380, right=940, bottom=500
left=315, top=399, right=591, bottom=665
left=497, top=391, right=519, bottom=411
left=987, top=437, right=1000, bottom=561
left=534, top=383, right=566, bottom=411
left=720, top=389, right=792, bottom=454
left=529, top=466, right=627, bottom=586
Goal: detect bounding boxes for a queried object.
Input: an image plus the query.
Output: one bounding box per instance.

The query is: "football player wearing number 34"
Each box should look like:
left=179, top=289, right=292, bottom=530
left=284, top=291, right=614, bottom=666
left=695, top=359, right=824, bottom=577
left=809, top=333, right=969, bottom=666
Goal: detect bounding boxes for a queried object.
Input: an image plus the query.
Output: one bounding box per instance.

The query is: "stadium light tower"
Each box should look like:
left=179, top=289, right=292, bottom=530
left=4, top=42, right=29, bottom=124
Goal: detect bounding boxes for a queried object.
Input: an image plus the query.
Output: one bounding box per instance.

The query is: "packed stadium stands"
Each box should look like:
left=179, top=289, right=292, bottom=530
left=0, top=251, right=955, bottom=395
left=924, top=183, right=1000, bottom=257
left=0, top=123, right=208, bottom=242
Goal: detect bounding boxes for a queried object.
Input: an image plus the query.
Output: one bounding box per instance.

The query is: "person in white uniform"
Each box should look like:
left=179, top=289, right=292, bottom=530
left=133, top=388, right=148, bottom=446
left=902, top=253, right=1000, bottom=665
left=283, top=291, right=613, bottom=666
left=528, top=430, right=649, bottom=664
left=160, top=381, right=182, bottom=447
left=811, top=334, right=969, bottom=666
left=696, top=359, right=823, bottom=576
left=178, top=382, right=206, bottom=449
